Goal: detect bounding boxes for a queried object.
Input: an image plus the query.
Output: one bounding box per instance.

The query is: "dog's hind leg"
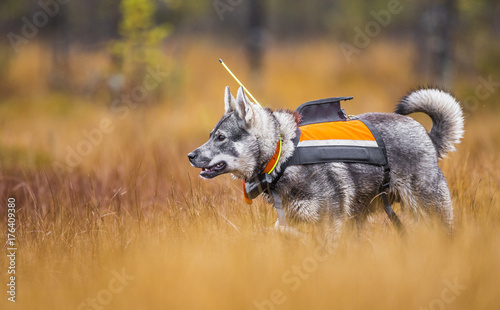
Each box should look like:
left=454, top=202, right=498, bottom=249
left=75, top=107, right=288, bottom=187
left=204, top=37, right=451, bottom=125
left=406, top=173, right=454, bottom=235
left=433, top=177, right=454, bottom=235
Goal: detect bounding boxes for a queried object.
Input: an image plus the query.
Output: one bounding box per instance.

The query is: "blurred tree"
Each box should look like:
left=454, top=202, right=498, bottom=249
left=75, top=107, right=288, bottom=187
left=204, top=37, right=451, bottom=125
left=415, top=0, right=458, bottom=88
left=109, top=0, right=171, bottom=97
left=438, top=0, right=457, bottom=89
left=247, top=0, right=266, bottom=84
left=456, top=0, right=500, bottom=76
left=48, top=3, right=70, bottom=91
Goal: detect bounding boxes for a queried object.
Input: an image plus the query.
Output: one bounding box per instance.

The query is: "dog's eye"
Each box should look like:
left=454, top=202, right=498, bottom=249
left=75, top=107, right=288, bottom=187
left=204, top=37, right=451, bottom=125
left=217, top=134, right=226, bottom=142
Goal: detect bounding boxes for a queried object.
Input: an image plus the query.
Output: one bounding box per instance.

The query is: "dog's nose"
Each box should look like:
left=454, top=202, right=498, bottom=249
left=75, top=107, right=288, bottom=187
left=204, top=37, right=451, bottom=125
left=187, top=152, right=197, bottom=162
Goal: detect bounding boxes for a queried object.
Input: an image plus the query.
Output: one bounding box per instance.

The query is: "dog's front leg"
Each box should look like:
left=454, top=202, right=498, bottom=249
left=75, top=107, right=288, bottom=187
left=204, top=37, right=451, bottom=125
left=274, top=219, right=304, bottom=237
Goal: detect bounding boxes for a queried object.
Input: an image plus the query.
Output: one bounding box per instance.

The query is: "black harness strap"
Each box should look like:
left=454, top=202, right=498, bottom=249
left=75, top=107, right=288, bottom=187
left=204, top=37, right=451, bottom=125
left=381, top=193, right=406, bottom=236
left=363, top=120, right=407, bottom=236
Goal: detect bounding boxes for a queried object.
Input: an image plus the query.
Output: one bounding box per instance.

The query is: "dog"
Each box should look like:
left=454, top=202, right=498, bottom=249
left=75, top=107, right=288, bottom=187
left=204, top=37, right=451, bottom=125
left=188, top=86, right=464, bottom=232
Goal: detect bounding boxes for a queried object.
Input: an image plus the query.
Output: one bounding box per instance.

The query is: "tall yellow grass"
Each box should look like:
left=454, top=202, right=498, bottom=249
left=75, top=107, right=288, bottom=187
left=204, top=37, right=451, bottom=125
left=1, top=39, right=499, bottom=310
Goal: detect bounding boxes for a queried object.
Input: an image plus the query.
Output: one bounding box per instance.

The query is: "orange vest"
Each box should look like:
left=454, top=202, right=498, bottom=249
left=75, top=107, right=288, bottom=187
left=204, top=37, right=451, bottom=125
left=287, top=98, right=387, bottom=167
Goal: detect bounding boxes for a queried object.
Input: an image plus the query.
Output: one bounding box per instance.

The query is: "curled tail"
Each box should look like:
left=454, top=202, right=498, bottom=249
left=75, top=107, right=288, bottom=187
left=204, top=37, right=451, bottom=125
left=395, top=88, right=464, bottom=159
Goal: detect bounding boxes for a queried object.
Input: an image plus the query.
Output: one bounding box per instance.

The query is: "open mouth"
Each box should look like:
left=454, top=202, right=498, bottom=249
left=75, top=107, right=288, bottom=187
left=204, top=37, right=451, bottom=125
left=200, top=162, right=227, bottom=179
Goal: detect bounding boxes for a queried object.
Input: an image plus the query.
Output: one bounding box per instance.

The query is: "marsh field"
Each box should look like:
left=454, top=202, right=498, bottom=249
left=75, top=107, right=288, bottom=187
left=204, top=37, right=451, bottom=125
left=1, top=39, right=500, bottom=310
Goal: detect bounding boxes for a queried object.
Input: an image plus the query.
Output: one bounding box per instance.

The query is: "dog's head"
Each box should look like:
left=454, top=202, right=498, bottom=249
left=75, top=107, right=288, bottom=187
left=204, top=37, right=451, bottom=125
left=188, top=86, right=268, bottom=180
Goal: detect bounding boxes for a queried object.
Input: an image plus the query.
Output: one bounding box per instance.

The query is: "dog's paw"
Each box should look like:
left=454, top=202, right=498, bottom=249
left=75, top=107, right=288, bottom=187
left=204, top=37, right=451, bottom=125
left=274, top=221, right=303, bottom=238
left=274, top=219, right=281, bottom=230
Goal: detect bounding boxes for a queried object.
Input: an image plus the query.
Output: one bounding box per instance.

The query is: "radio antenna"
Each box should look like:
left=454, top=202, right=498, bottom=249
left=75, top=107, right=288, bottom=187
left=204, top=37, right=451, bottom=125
left=219, top=59, right=262, bottom=107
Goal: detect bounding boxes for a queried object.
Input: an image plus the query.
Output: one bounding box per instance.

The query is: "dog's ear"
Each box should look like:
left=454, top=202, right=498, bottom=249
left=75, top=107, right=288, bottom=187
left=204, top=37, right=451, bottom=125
left=224, top=86, right=236, bottom=113
left=235, top=87, right=255, bottom=125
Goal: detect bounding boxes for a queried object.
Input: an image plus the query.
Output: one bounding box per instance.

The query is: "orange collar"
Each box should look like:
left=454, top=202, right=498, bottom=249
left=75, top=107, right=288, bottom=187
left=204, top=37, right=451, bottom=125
left=263, top=135, right=282, bottom=174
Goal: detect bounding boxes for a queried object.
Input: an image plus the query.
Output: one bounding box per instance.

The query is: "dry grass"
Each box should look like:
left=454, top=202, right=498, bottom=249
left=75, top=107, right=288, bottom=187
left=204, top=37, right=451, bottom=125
left=1, top=38, right=499, bottom=310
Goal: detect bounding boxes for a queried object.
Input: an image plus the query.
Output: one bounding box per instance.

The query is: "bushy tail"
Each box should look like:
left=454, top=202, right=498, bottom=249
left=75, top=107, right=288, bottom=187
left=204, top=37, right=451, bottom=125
left=395, top=88, right=464, bottom=159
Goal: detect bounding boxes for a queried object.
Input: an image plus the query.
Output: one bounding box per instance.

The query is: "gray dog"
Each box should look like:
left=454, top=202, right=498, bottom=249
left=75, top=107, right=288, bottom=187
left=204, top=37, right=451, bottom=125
left=188, top=86, right=464, bottom=232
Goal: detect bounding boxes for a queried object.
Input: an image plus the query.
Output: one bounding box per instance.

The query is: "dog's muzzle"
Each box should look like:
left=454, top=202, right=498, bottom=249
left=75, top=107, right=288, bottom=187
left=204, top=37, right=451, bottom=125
left=188, top=149, right=227, bottom=179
